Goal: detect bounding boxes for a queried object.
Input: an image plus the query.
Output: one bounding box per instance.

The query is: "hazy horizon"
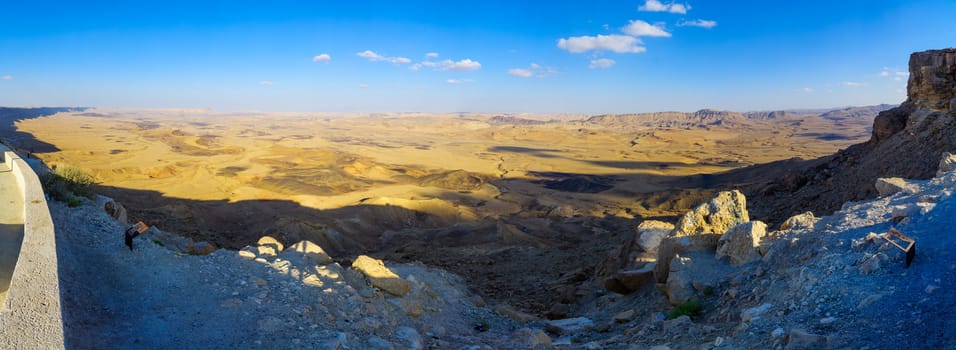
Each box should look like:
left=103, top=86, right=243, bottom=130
left=1, top=1, right=954, bottom=113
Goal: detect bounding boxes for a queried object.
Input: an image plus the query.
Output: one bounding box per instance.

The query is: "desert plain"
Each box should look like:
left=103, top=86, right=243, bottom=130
left=12, top=106, right=885, bottom=312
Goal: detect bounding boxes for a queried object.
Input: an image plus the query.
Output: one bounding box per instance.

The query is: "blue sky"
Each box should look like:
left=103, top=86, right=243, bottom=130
left=0, top=0, right=954, bottom=113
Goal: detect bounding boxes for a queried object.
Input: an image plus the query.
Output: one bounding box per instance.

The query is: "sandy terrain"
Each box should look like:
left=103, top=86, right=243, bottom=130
left=15, top=107, right=882, bottom=314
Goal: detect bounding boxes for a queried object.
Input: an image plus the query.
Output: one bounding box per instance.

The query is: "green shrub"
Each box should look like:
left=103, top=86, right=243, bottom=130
left=667, top=299, right=702, bottom=319
left=41, top=165, right=95, bottom=203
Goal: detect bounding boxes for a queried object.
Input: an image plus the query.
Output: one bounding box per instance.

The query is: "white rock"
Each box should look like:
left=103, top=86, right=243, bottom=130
left=545, top=317, right=595, bottom=335
left=875, top=177, right=919, bottom=196
left=716, top=221, right=769, bottom=265
left=396, top=326, right=423, bottom=350
left=938, top=151, right=956, bottom=176
left=636, top=220, right=674, bottom=254
left=740, top=303, right=773, bottom=322
left=779, top=211, right=817, bottom=231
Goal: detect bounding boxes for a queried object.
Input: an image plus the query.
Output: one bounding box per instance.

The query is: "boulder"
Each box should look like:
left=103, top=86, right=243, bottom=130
left=186, top=241, right=216, bottom=256
left=613, top=309, right=636, bottom=323
left=875, top=177, right=920, bottom=196
left=716, top=221, right=768, bottom=265
left=636, top=220, right=674, bottom=254
left=597, top=220, right=672, bottom=294
left=655, top=190, right=750, bottom=282
left=602, top=262, right=656, bottom=294
left=938, top=152, right=956, bottom=176
left=672, top=190, right=750, bottom=243
left=545, top=317, right=594, bottom=335
left=238, top=246, right=258, bottom=259
left=785, top=329, right=828, bottom=349
left=779, top=211, right=817, bottom=231
left=513, top=328, right=553, bottom=350
left=351, top=255, right=411, bottom=297
left=103, top=199, right=128, bottom=224
left=281, top=240, right=333, bottom=265
left=256, top=236, right=284, bottom=256
left=662, top=254, right=694, bottom=305
left=740, top=303, right=773, bottom=322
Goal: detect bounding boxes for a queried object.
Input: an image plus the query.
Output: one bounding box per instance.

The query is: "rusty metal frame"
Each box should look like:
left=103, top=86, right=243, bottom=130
left=881, top=227, right=916, bottom=267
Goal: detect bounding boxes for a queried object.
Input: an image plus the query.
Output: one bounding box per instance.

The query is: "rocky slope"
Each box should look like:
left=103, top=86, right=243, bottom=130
left=721, top=49, right=956, bottom=225
left=56, top=152, right=956, bottom=349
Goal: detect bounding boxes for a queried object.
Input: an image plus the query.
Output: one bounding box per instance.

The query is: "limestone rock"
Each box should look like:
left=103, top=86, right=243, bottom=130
left=875, top=177, right=919, bottom=196
left=779, top=211, right=817, bottom=231
left=186, top=241, right=216, bottom=256
left=351, top=255, right=411, bottom=297
left=238, top=246, right=257, bottom=260
left=545, top=317, right=594, bottom=335
left=672, top=190, right=750, bottom=243
left=716, top=221, right=768, bottom=265
left=513, top=328, right=552, bottom=350
left=636, top=220, right=674, bottom=254
left=785, top=329, right=827, bottom=349
left=860, top=255, right=881, bottom=274
left=602, top=262, right=656, bottom=295
left=597, top=220, right=670, bottom=294
left=396, top=326, right=423, bottom=350
left=662, top=254, right=694, bottom=305
left=740, top=303, right=772, bottom=322
left=907, top=48, right=956, bottom=111
left=103, top=199, right=128, bottom=224
left=938, top=152, right=956, bottom=176
left=655, top=190, right=749, bottom=282
left=612, top=309, right=636, bottom=323
left=281, top=240, right=333, bottom=265
left=256, top=236, right=284, bottom=256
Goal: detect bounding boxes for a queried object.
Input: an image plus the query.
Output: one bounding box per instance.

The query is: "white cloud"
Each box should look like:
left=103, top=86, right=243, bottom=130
left=589, top=58, right=616, bottom=69
left=445, top=59, right=481, bottom=71
left=841, top=81, right=866, bottom=87
left=425, top=52, right=439, bottom=58
left=312, top=53, right=331, bottom=62
left=412, top=58, right=482, bottom=71
left=638, top=0, right=689, bottom=14
left=557, top=34, right=645, bottom=54
left=622, top=20, right=671, bottom=37
left=896, top=71, right=909, bottom=76
left=880, top=70, right=890, bottom=77
left=358, top=83, right=369, bottom=89
left=677, top=19, right=717, bottom=28
left=602, top=24, right=610, bottom=31
left=536, top=67, right=558, bottom=78
left=1, top=75, right=12, bottom=81
left=356, top=50, right=411, bottom=64
left=446, top=79, right=474, bottom=85
left=259, top=81, right=274, bottom=86
left=508, top=68, right=533, bottom=78
left=802, top=87, right=814, bottom=93
left=530, top=63, right=541, bottom=69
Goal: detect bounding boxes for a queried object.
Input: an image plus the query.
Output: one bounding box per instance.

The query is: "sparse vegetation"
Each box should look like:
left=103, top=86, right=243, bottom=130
left=667, top=299, right=702, bottom=320
left=41, top=165, right=95, bottom=204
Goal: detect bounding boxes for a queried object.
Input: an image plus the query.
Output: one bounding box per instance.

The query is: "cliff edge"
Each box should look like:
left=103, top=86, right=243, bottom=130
left=733, top=48, right=956, bottom=223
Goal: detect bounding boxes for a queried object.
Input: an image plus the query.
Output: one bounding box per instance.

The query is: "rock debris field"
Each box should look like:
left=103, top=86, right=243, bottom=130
left=54, top=152, right=956, bottom=349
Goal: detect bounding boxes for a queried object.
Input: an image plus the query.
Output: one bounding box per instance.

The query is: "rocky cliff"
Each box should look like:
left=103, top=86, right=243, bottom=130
left=734, top=48, right=956, bottom=224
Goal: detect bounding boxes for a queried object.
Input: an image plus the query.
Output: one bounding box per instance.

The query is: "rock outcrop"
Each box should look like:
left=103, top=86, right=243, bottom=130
left=654, top=191, right=749, bottom=282
left=597, top=220, right=673, bottom=294
left=351, top=255, right=411, bottom=297
left=715, top=221, right=768, bottom=265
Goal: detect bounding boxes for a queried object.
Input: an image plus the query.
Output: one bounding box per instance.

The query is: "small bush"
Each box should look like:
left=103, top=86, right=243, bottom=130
left=667, top=299, right=702, bottom=319
left=41, top=165, right=95, bottom=203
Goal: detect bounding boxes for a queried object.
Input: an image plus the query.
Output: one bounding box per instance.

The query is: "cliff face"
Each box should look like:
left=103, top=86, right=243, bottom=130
left=738, top=48, right=956, bottom=224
